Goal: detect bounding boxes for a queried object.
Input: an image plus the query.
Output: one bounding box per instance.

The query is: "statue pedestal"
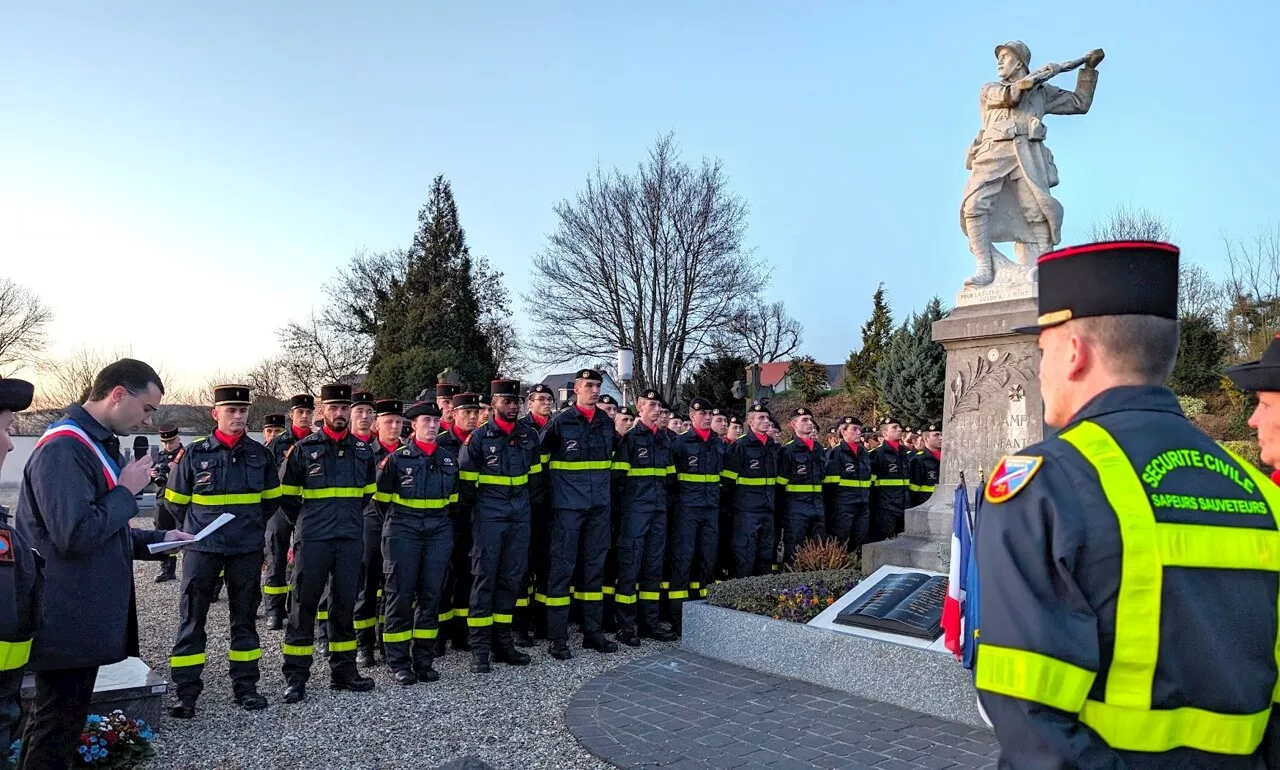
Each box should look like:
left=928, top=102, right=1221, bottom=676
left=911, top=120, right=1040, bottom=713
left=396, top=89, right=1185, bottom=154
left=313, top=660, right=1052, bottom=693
left=863, top=296, right=1043, bottom=574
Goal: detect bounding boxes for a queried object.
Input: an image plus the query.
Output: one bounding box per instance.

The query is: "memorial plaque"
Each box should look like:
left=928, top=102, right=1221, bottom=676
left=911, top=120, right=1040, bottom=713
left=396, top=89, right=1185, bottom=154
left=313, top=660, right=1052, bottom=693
left=834, top=572, right=946, bottom=640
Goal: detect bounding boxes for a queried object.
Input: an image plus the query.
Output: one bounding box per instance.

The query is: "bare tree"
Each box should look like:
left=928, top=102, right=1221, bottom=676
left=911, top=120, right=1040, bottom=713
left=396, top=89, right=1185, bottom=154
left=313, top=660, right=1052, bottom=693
left=0, top=278, right=53, bottom=376
left=34, top=346, right=132, bottom=409
left=241, top=357, right=289, bottom=400
left=719, top=301, right=803, bottom=363
left=1089, top=204, right=1176, bottom=242
left=277, top=311, right=368, bottom=395
left=523, top=133, right=760, bottom=397
left=1178, top=262, right=1226, bottom=324
left=325, top=247, right=410, bottom=340
left=1223, top=225, right=1280, bottom=361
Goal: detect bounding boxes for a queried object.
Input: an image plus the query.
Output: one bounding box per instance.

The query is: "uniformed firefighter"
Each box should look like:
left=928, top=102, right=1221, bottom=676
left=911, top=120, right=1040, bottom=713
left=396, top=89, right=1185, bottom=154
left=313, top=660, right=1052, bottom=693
left=435, top=382, right=461, bottom=434
left=608, top=388, right=676, bottom=646
left=614, top=406, right=635, bottom=436
left=716, top=414, right=743, bottom=580
left=861, top=426, right=881, bottom=453
left=775, top=407, right=827, bottom=566
left=725, top=415, right=744, bottom=443
left=974, top=240, right=1280, bottom=765
left=666, top=413, right=683, bottom=434
left=598, top=393, right=619, bottom=421
left=151, top=424, right=184, bottom=583
left=723, top=403, right=780, bottom=577
left=261, top=412, right=286, bottom=447
left=823, top=426, right=840, bottom=450
left=163, top=384, right=280, bottom=717
left=458, top=379, right=539, bottom=672
left=263, top=393, right=314, bottom=629
left=354, top=398, right=404, bottom=667
left=710, top=408, right=729, bottom=440
left=439, top=391, right=481, bottom=652
left=868, top=416, right=911, bottom=542
left=0, top=378, right=40, bottom=757
left=374, top=400, right=457, bottom=685
left=278, top=383, right=378, bottom=702
left=823, top=416, right=873, bottom=551
left=1228, top=335, right=1280, bottom=477
left=519, top=383, right=555, bottom=645
left=907, top=422, right=941, bottom=507
left=478, top=390, right=493, bottom=427
left=539, top=368, right=618, bottom=659
left=667, top=396, right=725, bottom=632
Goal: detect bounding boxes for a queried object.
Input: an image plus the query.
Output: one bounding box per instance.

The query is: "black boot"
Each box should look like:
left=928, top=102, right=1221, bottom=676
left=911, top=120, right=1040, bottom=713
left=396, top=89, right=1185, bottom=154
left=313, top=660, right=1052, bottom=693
left=393, top=669, right=417, bottom=686
left=356, top=648, right=376, bottom=668
left=167, top=695, right=196, bottom=719
left=237, top=691, right=268, bottom=711
left=513, top=614, right=536, bottom=648
left=471, top=651, right=491, bottom=674
left=641, top=626, right=680, bottom=643
left=155, top=557, right=177, bottom=583
left=549, top=639, right=572, bottom=660
left=615, top=629, right=642, bottom=647
left=265, top=613, right=284, bottom=631
left=584, top=633, right=619, bottom=654
left=414, top=665, right=440, bottom=683
left=493, top=630, right=531, bottom=666
left=282, top=681, right=306, bottom=704
left=330, top=667, right=375, bottom=692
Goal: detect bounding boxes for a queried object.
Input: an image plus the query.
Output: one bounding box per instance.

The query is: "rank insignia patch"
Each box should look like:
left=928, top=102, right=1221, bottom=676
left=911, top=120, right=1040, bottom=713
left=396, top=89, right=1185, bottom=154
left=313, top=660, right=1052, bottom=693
left=986, top=455, right=1043, bottom=503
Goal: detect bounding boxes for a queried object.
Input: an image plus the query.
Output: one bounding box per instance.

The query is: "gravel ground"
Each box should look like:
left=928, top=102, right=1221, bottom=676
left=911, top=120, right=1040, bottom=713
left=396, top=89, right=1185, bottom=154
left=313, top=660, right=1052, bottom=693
left=0, top=489, right=674, bottom=770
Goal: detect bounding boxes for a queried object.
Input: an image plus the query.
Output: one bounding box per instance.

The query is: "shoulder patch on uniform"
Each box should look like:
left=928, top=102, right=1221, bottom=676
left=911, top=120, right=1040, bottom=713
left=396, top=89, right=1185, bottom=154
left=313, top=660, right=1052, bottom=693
left=986, top=454, right=1043, bottom=503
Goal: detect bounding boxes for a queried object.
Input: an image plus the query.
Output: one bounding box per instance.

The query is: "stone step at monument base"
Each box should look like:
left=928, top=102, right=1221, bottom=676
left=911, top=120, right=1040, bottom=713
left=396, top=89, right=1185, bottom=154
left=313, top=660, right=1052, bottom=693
left=22, top=657, right=168, bottom=728
left=862, top=534, right=949, bottom=574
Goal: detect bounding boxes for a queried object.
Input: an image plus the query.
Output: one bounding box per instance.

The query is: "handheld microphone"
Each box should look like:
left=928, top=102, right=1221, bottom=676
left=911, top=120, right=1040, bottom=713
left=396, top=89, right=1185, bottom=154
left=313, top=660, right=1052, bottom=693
left=133, top=436, right=151, bottom=462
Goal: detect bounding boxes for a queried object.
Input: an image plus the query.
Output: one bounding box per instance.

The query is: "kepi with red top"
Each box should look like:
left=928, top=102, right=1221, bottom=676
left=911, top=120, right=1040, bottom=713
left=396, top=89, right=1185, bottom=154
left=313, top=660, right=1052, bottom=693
left=1013, top=240, right=1180, bottom=334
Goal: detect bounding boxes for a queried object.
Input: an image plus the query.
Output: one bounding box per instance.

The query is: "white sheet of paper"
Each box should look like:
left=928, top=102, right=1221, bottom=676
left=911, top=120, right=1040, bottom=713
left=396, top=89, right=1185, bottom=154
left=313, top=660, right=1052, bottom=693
left=147, top=511, right=235, bottom=554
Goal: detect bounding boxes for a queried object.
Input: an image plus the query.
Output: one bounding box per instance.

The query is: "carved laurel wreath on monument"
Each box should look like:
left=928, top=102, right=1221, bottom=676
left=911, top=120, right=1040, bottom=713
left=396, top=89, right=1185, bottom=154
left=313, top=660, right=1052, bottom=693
left=948, top=350, right=1035, bottom=418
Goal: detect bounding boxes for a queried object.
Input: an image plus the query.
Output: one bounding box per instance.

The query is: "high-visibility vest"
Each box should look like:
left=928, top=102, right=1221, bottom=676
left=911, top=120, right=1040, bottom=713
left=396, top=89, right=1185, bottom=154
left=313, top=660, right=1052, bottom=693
left=976, top=419, right=1280, bottom=756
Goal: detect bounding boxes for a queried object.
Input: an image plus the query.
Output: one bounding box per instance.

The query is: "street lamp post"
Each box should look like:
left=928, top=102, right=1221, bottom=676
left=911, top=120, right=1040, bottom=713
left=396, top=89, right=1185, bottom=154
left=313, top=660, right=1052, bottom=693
left=617, top=347, right=634, bottom=406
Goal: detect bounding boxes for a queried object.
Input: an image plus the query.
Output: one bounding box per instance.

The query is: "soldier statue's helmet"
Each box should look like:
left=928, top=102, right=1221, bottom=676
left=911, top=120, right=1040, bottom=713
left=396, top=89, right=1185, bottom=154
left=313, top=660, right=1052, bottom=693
left=451, top=392, right=481, bottom=411
left=374, top=399, right=403, bottom=416
left=416, top=388, right=435, bottom=402
left=0, top=378, right=34, bottom=413
left=689, top=397, right=715, bottom=413
left=351, top=391, right=375, bottom=408
left=319, top=383, right=353, bottom=404
left=575, top=368, right=604, bottom=383
left=995, top=40, right=1031, bottom=68
left=1227, top=335, right=1280, bottom=393
left=404, top=400, right=442, bottom=420
left=289, top=393, right=315, bottom=411
left=157, top=424, right=180, bottom=441
left=490, top=379, right=522, bottom=399
left=1013, top=241, right=1180, bottom=335
left=213, top=384, right=251, bottom=407
left=262, top=413, right=287, bottom=429
left=598, top=393, right=619, bottom=406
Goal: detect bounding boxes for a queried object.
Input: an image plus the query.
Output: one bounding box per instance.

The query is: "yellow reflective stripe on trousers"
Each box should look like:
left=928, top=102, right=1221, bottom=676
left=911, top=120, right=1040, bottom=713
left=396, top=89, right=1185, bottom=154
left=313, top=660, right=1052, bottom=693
left=494, top=614, right=513, bottom=624
left=279, top=484, right=303, bottom=496
left=638, top=591, right=662, bottom=601
left=1079, top=700, right=1268, bottom=755
left=170, top=652, right=207, bottom=668
left=1060, top=421, right=1161, bottom=711
left=678, top=473, right=720, bottom=483
left=263, top=584, right=290, bottom=595
left=328, top=640, right=357, bottom=652
left=316, top=611, right=330, bottom=620
left=573, top=591, right=603, bottom=601
left=228, top=648, right=262, bottom=662
left=784, top=484, right=822, bottom=493
left=282, top=644, right=313, bottom=656
left=383, top=630, right=412, bottom=643
left=390, top=494, right=452, bottom=510
left=0, top=639, right=31, bottom=671
left=164, top=488, right=191, bottom=504
left=974, top=644, right=1094, bottom=713
left=438, top=610, right=455, bottom=622
left=613, top=593, right=637, bottom=604
left=353, top=617, right=378, bottom=630
left=542, top=595, right=571, bottom=606
left=191, top=492, right=265, bottom=505
left=668, top=590, right=690, bottom=599
left=373, top=491, right=392, bottom=502
left=468, top=616, right=494, bottom=627
left=515, top=597, right=530, bottom=607
left=550, top=460, right=612, bottom=471
left=413, top=628, right=438, bottom=639
left=301, top=486, right=367, bottom=499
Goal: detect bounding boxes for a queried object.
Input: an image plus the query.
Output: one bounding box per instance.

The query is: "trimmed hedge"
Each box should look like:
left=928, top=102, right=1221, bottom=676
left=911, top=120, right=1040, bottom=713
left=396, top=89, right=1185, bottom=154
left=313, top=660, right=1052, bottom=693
left=707, top=569, right=862, bottom=622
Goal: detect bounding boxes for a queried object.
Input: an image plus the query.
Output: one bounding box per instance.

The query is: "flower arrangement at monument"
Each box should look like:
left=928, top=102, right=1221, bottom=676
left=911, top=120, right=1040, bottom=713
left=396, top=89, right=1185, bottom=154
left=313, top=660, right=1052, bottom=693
left=767, top=578, right=857, bottom=623
left=706, top=568, right=861, bottom=623
left=5, top=710, right=159, bottom=768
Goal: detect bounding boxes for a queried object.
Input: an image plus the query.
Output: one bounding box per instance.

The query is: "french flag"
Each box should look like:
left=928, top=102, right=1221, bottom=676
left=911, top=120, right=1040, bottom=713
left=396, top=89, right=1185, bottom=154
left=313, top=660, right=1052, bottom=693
left=941, top=483, right=972, bottom=660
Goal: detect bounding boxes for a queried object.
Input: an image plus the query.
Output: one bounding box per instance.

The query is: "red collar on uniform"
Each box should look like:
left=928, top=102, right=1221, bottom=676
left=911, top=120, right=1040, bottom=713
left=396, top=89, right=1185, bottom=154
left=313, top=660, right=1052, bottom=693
left=291, top=426, right=309, bottom=440
left=494, top=416, right=515, bottom=435
left=930, top=449, right=942, bottom=461
left=1272, top=469, right=1280, bottom=486
left=576, top=405, right=596, bottom=422
left=352, top=432, right=373, bottom=443
left=452, top=425, right=471, bottom=443
left=440, top=420, right=453, bottom=432
left=415, top=439, right=437, bottom=456
left=753, top=431, right=768, bottom=445
left=530, top=412, right=549, bottom=428
left=886, top=439, right=901, bottom=451
left=845, top=440, right=860, bottom=455
left=379, top=440, right=400, bottom=453
left=214, top=429, right=242, bottom=449
left=694, top=427, right=712, bottom=442
left=799, top=437, right=815, bottom=451
left=323, top=426, right=348, bottom=443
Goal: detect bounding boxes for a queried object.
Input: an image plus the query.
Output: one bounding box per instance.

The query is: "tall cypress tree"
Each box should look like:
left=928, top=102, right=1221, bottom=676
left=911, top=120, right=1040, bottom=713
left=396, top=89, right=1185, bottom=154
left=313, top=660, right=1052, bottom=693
left=873, top=297, right=947, bottom=426
left=365, top=175, right=497, bottom=398
left=844, top=283, right=894, bottom=393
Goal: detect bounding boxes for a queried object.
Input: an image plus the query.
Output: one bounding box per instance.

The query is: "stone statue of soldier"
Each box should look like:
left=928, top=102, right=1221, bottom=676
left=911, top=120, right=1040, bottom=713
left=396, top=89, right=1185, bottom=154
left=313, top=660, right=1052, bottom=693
left=961, top=41, right=1104, bottom=287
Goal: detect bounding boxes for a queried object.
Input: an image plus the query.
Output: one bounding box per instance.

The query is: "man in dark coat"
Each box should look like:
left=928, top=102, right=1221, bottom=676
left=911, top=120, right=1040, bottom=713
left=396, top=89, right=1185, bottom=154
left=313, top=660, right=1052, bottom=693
left=15, top=359, right=191, bottom=770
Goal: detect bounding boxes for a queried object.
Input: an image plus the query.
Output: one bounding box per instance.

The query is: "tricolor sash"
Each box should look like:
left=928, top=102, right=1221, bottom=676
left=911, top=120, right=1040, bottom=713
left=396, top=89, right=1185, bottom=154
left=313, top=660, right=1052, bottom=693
left=35, top=417, right=122, bottom=490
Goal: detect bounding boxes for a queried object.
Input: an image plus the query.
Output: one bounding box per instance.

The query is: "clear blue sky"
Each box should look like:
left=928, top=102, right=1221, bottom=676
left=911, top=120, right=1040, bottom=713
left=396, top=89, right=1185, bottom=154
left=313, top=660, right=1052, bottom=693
left=3, top=1, right=1276, bottom=388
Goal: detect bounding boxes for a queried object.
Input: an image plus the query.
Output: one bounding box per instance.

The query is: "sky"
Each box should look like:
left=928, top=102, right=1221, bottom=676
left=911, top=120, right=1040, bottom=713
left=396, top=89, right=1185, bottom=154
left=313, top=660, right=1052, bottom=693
left=3, top=1, right=1278, bottom=393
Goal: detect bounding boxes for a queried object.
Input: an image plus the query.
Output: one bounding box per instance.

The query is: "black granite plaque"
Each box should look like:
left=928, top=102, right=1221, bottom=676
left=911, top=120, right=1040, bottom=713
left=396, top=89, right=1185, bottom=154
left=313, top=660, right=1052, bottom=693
left=833, top=572, right=946, bottom=640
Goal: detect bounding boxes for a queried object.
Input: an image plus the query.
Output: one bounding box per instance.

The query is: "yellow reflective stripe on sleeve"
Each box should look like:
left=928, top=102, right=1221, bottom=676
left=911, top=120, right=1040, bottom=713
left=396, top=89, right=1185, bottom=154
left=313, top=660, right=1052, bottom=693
left=974, top=644, right=1095, bottom=713
left=477, top=474, right=528, bottom=486
left=550, top=460, right=613, bottom=471
left=373, top=491, right=392, bottom=503
left=438, top=610, right=455, bottom=622
left=613, top=593, right=637, bottom=604
left=383, top=630, right=412, bottom=643
left=467, top=616, right=494, bottom=627
left=363, top=483, right=377, bottom=494
left=627, top=467, right=671, bottom=477
left=734, top=476, right=772, bottom=486
left=690, top=582, right=700, bottom=589
left=873, top=478, right=909, bottom=487
left=228, top=648, right=262, bottom=662
left=282, top=644, right=314, bottom=656
left=1156, top=524, right=1280, bottom=571
left=668, top=590, right=690, bottom=599
left=677, top=473, right=720, bottom=483
left=784, top=484, right=822, bottom=493
left=454, top=608, right=469, bottom=617
left=840, top=479, right=871, bottom=488
left=573, top=591, right=604, bottom=601
left=638, top=590, right=662, bottom=601
left=774, top=477, right=787, bottom=486
left=543, top=595, right=571, bottom=607
left=316, top=611, right=329, bottom=620
left=279, top=484, right=303, bottom=496
left=169, top=652, right=207, bottom=668
left=1079, top=700, right=1268, bottom=755
left=164, top=488, right=191, bottom=504
left=540, top=453, right=551, bottom=464
left=601, top=586, right=615, bottom=595
left=353, top=617, right=378, bottom=630
left=262, top=584, right=290, bottom=595
left=413, top=628, right=438, bottom=639
left=660, top=582, right=669, bottom=589
left=459, top=471, right=480, bottom=481
left=191, top=492, right=265, bottom=506
left=494, top=613, right=513, bottom=624
left=0, top=639, right=31, bottom=671
left=1060, top=421, right=1161, bottom=711
left=261, top=486, right=283, bottom=499
left=328, top=640, right=357, bottom=652
left=300, top=487, right=367, bottom=499
left=919, top=484, right=936, bottom=493
left=720, top=470, right=738, bottom=481
left=699, top=587, right=708, bottom=597
left=528, top=463, right=542, bottom=475
left=611, top=461, right=632, bottom=472
left=390, top=494, right=453, bottom=510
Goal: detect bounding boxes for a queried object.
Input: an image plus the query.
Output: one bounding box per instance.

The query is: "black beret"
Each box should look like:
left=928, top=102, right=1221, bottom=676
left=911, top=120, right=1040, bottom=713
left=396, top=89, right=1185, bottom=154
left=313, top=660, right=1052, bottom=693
left=598, top=393, right=619, bottom=406
left=158, top=424, right=180, bottom=441
left=527, top=383, right=553, bottom=397
left=0, top=378, right=34, bottom=413
left=922, top=422, right=941, bottom=433
left=791, top=407, right=814, bottom=419
left=617, top=406, right=635, bottom=418
left=262, top=413, right=287, bottom=429
left=879, top=415, right=901, bottom=427
left=576, top=368, right=603, bottom=382
left=375, top=399, right=403, bottom=416
left=677, top=414, right=690, bottom=422
left=839, top=415, right=862, bottom=426
left=747, top=402, right=770, bottom=415
left=352, top=391, right=375, bottom=408
left=711, top=407, right=724, bottom=417
left=1226, top=336, right=1280, bottom=393
left=637, top=388, right=664, bottom=404
left=213, top=384, right=251, bottom=406
left=320, top=383, right=352, bottom=404
left=404, top=400, right=442, bottom=420
left=728, top=415, right=743, bottom=425
left=289, top=394, right=315, bottom=410
left=452, top=392, right=481, bottom=410
left=689, top=397, right=715, bottom=412
left=1015, top=240, right=1180, bottom=334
